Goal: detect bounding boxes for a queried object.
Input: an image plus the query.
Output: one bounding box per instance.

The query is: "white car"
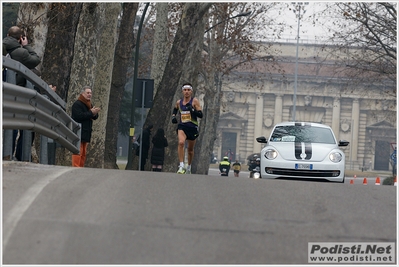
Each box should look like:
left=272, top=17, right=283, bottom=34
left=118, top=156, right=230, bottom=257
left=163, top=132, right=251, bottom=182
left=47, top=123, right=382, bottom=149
left=256, top=122, right=349, bottom=183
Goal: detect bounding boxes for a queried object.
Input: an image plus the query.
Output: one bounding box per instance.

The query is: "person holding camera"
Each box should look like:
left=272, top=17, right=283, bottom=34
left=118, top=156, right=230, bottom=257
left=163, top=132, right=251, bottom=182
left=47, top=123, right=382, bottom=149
left=3, top=26, right=41, bottom=86
left=171, top=83, right=203, bottom=174
left=3, top=26, right=41, bottom=161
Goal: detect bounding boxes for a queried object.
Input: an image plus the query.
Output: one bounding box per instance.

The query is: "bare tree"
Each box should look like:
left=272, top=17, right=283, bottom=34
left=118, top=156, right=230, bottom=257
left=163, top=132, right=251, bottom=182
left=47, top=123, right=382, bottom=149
left=144, top=3, right=285, bottom=174
left=40, top=3, right=83, bottom=102
left=18, top=3, right=83, bottom=165
left=191, top=3, right=284, bottom=174
left=321, top=2, right=396, bottom=87
left=166, top=4, right=207, bottom=173
left=65, top=3, right=121, bottom=168
left=17, top=3, right=49, bottom=66
left=150, top=3, right=170, bottom=94
left=104, top=3, right=138, bottom=169
left=144, top=3, right=212, bottom=172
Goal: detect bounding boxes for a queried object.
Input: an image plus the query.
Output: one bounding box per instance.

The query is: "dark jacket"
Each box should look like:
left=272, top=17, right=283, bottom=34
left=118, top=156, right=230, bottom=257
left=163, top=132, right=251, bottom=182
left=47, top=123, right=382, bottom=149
left=71, top=100, right=98, bottom=143
left=248, top=162, right=260, bottom=172
left=136, top=126, right=152, bottom=159
left=3, top=36, right=41, bottom=86
left=219, top=160, right=231, bottom=176
left=150, top=134, right=168, bottom=165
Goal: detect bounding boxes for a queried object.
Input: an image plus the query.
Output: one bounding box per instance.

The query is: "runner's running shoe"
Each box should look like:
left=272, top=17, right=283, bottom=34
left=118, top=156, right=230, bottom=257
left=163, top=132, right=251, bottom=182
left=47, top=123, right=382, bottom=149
left=177, top=166, right=186, bottom=174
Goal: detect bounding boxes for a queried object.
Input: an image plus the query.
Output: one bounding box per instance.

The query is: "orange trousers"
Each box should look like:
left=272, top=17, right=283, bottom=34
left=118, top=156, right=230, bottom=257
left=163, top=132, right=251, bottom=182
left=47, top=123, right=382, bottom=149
left=72, top=142, right=88, bottom=167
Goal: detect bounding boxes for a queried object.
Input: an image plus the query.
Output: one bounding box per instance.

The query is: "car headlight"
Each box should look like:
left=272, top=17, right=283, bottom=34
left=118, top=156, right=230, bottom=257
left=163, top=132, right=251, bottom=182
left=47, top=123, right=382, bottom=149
left=329, top=152, right=342, bottom=163
left=264, top=149, right=277, bottom=160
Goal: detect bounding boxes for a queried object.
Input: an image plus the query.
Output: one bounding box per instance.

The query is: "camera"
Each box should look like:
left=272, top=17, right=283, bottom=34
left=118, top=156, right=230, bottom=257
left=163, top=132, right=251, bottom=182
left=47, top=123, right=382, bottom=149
left=19, top=35, right=26, bottom=44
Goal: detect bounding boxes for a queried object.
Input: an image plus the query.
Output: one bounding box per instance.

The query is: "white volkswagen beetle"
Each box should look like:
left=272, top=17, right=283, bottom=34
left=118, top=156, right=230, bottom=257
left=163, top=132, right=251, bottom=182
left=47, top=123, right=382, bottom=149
left=256, top=122, right=349, bottom=183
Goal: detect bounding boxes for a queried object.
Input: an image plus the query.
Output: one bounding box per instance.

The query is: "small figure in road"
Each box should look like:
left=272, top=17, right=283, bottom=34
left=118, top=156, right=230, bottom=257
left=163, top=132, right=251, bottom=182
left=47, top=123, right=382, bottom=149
left=232, top=160, right=241, bottom=177
left=248, top=157, right=261, bottom=178
left=219, top=156, right=231, bottom=176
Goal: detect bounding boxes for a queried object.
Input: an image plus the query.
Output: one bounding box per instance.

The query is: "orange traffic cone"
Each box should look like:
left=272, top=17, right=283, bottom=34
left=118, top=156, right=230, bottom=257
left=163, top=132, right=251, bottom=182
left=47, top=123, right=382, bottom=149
left=363, top=178, right=368, bottom=185
left=375, top=177, right=381, bottom=185
left=394, top=176, right=397, bottom=186
left=350, top=179, right=354, bottom=184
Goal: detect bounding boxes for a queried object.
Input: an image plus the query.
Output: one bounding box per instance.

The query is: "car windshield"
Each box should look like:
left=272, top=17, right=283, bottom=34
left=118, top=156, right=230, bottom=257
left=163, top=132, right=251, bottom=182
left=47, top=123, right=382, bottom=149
left=270, top=125, right=336, bottom=144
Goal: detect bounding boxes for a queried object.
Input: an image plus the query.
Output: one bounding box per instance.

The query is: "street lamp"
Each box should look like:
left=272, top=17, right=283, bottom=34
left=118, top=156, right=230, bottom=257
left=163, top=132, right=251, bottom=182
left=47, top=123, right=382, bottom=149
left=204, top=11, right=252, bottom=33
left=126, top=2, right=150, bottom=170
left=291, top=2, right=308, bottom=122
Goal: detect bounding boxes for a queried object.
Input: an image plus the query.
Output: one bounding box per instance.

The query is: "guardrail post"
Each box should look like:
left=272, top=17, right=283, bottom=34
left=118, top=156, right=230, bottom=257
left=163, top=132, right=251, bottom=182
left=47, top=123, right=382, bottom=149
left=26, top=80, right=34, bottom=89
left=2, top=129, right=14, bottom=160
left=21, top=130, right=32, bottom=162
left=40, top=134, right=48, bottom=164
left=47, top=138, right=57, bottom=165
left=6, top=69, right=16, bottom=84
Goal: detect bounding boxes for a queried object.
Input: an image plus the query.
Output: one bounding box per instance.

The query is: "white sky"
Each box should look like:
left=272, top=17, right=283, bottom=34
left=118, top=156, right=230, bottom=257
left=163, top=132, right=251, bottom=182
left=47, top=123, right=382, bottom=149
left=136, top=2, right=334, bottom=43
left=273, top=2, right=331, bottom=43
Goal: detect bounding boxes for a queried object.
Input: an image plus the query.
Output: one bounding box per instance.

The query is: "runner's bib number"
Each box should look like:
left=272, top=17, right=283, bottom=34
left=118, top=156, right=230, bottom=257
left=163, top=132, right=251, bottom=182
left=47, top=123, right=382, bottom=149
left=181, top=110, right=191, bottom=123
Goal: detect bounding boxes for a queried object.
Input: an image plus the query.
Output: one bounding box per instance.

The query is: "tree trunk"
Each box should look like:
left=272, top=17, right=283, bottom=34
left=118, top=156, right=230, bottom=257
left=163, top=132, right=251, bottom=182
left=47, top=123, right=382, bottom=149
left=18, top=3, right=83, bottom=166
left=18, top=3, right=49, bottom=69
left=150, top=3, right=169, bottom=94
left=192, top=72, right=222, bottom=174
left=175, top=14, right=207, bottom=174
left=162, top=8, right=206, bottom=174
left=65, top=3, right=121, bottom=168
left=40, top=3, right=83, bottom=102
left=87, top=3, right=122, bottom=168
left=18, top=3, right=50, bottom=163
left=144, top=3, right=212, bottom=172
left=104, top=3, right=138, bottom=169
left=129, top=3, right=169, bottom=172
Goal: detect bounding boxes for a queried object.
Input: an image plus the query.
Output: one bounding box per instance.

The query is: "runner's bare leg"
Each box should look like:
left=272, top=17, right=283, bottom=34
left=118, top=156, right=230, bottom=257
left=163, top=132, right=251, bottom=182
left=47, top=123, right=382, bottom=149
left=178, top=130, right=186, bottom=164
left=187, top=139, right=196, bottom=165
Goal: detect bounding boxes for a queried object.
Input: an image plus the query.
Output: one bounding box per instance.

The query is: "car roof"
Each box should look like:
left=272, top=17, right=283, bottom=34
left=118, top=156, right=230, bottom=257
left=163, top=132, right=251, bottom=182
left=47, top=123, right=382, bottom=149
left=273, top=121, right=331, bottom=129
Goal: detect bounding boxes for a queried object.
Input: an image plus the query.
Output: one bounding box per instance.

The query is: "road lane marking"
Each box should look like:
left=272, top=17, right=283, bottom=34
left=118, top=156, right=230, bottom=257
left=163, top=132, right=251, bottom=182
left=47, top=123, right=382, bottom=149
left=3, top=168, right=72, bottom=251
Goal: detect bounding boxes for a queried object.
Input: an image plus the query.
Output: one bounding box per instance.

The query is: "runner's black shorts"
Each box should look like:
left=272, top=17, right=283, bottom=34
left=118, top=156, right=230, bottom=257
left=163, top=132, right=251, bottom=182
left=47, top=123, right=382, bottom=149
left=234, top=170, right=240, bottom=173
left=177, top=124, right=199, bottom=140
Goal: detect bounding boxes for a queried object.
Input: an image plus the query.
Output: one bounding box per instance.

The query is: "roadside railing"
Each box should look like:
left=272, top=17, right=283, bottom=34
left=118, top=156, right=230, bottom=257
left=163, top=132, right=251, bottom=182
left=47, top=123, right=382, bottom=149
left=2, top=56, right=81, bottom=163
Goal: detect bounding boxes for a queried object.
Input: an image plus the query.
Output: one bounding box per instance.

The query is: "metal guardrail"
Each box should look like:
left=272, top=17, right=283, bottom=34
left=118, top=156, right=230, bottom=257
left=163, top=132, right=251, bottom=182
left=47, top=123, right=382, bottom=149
left=2, top=56, right=81, bottom=162
left=3, top=56, right=66, bottom=108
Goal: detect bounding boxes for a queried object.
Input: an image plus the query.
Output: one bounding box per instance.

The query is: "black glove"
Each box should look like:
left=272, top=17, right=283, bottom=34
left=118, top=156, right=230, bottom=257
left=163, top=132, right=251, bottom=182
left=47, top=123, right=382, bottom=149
left=172, top=116, right=178, bottom=124
left=185, top=103, right=194, bottom=112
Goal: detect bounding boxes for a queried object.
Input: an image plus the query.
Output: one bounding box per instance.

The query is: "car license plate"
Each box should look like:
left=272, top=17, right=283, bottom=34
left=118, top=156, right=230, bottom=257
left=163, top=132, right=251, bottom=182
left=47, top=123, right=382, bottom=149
left=295, top=163, right=313, bottom=170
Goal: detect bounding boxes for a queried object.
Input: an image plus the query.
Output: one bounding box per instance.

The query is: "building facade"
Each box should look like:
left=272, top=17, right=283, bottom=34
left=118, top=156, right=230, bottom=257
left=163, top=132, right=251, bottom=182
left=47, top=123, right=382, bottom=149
left=214, top=42, right=396, bottom=172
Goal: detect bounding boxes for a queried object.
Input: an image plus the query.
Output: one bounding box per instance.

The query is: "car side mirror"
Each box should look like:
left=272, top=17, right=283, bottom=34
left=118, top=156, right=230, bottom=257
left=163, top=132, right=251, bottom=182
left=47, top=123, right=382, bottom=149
left=339, top=140, right=349, bottom=147
left=256, top=136, right=268, bottom=144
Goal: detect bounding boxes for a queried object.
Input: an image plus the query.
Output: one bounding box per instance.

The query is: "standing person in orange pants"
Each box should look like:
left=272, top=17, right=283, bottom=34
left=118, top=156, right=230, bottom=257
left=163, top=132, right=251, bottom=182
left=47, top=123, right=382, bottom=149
left=71, top=86, right=100, bottom=167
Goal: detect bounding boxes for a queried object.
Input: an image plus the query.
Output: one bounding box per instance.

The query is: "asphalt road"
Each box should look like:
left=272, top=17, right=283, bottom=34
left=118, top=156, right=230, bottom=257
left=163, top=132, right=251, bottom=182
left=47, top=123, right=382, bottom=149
left=207, top=168, right=388, bottom=185
left=2, top=161, right=397, bottom=264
